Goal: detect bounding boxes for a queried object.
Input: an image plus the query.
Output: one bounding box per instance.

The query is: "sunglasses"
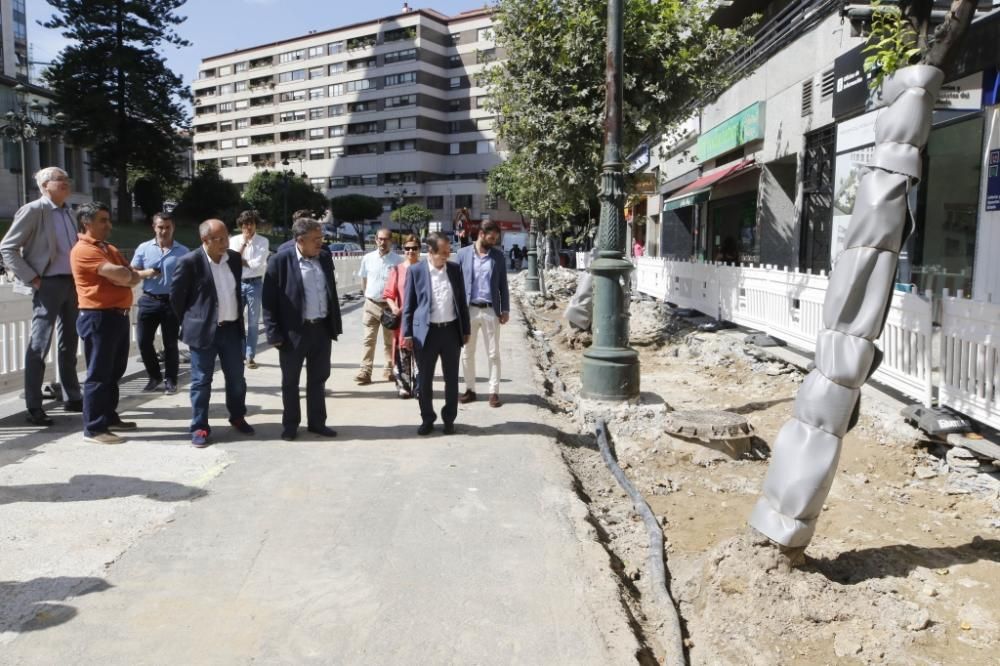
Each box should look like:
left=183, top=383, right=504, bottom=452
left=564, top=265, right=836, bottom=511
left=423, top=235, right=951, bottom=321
left=404, top=246, right=420, bottom=251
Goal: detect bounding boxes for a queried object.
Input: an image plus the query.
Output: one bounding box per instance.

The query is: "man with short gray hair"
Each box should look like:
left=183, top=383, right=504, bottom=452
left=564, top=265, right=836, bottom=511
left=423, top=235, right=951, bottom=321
left=0, top=166, right=83, bottom=426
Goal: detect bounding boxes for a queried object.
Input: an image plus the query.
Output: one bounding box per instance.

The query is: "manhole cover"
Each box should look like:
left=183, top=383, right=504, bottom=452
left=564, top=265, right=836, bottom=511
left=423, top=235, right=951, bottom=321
left=663, top=410, right=753, bottom=441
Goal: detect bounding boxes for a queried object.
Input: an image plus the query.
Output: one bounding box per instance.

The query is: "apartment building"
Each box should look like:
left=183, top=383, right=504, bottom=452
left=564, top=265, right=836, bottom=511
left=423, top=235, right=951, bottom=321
left=192, top=5, right=515, bottom=231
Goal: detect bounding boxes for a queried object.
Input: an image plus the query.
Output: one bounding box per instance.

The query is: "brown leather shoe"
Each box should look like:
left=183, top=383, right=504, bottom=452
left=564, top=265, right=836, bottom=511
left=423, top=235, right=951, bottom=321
left=459, top=390, right=477, bottom=404
left=354, top=371, right=371, bottom=385
left=489, top=393, right=501, bottom=408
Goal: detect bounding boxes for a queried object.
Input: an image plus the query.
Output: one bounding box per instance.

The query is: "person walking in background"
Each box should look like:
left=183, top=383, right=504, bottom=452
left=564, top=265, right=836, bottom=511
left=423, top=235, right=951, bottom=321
left=0, top=166, right=83, bottom=426
left=509, top=244, right=521, bottom=270
left=382, top=233, right=421, bottom=399
left=401, top=232, right=470, bottom=436
left=457, top=218, right=510, bottom=408
left=172, top=219, right=254, bottom=448
left=70, top=203, right=141, bottom=445
left=262, top=218, right=343, bottom=441
left=131, top=212, right=187, bottom=394
left=356, top=228, right=402, bottom=385
left=632, top=237, right=645, bottom=258
left=230, top=210, right=269, bottom=369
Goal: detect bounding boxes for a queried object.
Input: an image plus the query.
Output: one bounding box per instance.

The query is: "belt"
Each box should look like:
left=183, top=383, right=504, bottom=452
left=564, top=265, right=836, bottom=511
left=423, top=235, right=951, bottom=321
left=44, top=274, right=73, bottom=279
left=470, top=302, right=492, bottom=308
left=142, top=291, right=170, bottom=300
left=430, top=319, right=456, bottom=328
left=304, top=317, right=325, bottom=325
left=80, top=308, right=129, bottom=316
left=217, top=319, right=239, bottom=327
left=367, top=297, right=387, bottom=305
left=242, top=277, right=262, bottom=283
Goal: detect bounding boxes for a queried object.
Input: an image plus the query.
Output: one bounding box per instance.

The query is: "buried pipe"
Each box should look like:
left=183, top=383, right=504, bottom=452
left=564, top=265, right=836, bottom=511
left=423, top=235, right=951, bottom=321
left=595, top=419, right=686, bottom=666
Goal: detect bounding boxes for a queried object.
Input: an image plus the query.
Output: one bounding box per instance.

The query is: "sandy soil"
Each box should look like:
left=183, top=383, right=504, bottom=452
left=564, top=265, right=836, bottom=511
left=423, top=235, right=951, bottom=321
left=514, top=267, right=1000, bottom=665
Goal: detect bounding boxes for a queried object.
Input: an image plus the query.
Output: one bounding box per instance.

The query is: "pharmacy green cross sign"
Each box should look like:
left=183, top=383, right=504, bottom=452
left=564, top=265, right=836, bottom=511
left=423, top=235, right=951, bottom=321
left=696, top=102, right=765, bottom=162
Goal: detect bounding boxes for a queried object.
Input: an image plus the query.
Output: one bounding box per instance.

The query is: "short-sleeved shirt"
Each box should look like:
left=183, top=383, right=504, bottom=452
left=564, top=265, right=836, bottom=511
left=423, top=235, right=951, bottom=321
left=359, top=250, right=402, bottom=300
left=130, top=239, right=188, bottom=295
left=70, top=235, right=134, bottom=310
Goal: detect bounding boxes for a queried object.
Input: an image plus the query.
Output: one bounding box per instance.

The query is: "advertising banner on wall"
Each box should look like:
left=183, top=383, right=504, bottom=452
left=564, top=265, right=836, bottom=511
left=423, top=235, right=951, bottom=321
left=974, top=108, right=1000, bottom=302
left=830, top=112, right=878, bottom=262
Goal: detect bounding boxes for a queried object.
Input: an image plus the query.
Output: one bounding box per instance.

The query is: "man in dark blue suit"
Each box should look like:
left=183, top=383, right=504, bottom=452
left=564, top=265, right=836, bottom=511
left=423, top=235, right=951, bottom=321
left=262, top=218, right=343, bottom=441
left=402, top=232, right=471, bottom=436
left=171, top=219, right=253, bottom=448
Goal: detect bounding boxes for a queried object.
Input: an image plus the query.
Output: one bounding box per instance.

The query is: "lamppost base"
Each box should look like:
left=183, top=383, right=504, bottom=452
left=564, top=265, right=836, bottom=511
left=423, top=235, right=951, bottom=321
left=524, top=275, right=540, bottom=292
left=580, top=345, right=640, bottom=401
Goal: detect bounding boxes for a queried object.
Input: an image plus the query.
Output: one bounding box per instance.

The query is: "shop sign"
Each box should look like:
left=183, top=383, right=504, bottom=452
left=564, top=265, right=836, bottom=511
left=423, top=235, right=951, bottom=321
left=936, top=72, right=983, bottom=111
left=696, top=102, right=764, bottom=162
left=627, top=144, right=650, bottom=173
left=987, top=148, right=1000, bottom=212
left=631, top=173, right=657, bottom=195
left=833, top=44, right=875, bottom=118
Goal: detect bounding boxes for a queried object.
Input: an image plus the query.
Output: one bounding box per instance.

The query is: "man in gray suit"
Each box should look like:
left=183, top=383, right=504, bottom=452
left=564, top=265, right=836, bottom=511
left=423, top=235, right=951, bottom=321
left=0, top=166, right=83, bottom=426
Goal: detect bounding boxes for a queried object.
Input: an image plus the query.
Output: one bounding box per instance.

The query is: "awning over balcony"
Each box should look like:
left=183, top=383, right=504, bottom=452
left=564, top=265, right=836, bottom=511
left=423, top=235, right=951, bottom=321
left=662, top=158, right=756, bottom=211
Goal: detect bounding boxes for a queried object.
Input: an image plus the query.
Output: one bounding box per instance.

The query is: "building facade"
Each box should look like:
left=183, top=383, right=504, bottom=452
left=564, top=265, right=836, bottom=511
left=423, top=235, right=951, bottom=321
left=192, top=6, right=515, bottom=232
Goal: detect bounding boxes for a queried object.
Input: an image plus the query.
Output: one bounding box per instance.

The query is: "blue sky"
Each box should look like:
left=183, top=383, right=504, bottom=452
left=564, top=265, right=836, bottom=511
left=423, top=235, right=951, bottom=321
left=26, top=0, right=489, bottom=85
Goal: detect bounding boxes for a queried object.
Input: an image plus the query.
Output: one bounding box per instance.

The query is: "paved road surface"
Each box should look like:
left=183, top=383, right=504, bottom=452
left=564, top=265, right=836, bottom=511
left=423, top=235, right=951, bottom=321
left=0, top=296, right=638, bottom=665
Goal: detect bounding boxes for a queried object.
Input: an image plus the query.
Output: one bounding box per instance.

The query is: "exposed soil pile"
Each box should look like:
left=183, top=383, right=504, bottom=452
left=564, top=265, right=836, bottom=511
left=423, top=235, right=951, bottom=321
left=513, top=268, right=1000, bottom=665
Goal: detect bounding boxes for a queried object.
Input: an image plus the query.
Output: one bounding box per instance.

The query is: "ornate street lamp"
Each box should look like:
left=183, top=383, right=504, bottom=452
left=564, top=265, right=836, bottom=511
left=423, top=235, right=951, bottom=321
left=580, top=0, right=640, bottom=400
left=1, top=84, right=61, bottom=208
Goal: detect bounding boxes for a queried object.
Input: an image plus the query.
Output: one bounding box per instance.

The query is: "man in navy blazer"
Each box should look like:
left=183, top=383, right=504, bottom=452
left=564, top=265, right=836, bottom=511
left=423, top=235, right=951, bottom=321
left=456, top=217, right=510, bottom=408
left=402, top=232, right=471, bottom=435
left=262, top=218, right=343, bottom=441
left=171, top=219, right=253, bottom=448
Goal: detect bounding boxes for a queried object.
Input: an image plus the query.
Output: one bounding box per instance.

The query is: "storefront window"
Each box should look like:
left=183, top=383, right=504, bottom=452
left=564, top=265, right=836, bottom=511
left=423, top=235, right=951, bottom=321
left=914, top=116, right=983, bottom=295
left=709, top=191, right=758, bottom=263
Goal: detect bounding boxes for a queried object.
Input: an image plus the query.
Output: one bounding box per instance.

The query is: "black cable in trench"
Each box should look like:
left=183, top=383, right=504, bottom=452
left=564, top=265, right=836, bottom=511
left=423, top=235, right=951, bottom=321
left=595, top=418, right=686, bottom=666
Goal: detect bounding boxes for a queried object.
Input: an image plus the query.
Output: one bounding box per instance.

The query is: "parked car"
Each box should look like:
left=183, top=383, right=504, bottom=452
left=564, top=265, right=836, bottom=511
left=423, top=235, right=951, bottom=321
left=327, top=241, right=363, bottom=253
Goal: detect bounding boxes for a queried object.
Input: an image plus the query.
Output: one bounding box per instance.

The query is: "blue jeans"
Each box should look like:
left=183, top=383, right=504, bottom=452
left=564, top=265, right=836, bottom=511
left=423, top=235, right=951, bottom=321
left=241, top=277, right=263, bottom=360
left=188, top=322, right=247, bottom=433
left=77, top=309, right=129, bottom=436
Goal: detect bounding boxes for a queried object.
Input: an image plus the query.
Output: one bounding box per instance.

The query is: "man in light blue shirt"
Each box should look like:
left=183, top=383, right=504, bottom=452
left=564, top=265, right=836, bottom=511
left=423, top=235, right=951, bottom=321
left=131, top=212, right=188, bottom=393
left=355, top=228, right=402, bottom=384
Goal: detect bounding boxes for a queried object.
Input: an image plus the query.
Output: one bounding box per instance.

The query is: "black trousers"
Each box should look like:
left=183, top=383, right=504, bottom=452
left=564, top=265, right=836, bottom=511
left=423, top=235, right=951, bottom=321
left=278, top=323, right=332, bottom=430
left=415, top=322, right=461, bottom=426
left=136, top=293, right=179, bottom=383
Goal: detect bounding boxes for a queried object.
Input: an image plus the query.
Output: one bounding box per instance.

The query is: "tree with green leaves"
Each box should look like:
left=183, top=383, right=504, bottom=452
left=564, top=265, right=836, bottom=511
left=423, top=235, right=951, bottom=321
left=40, top=0, right=192, bottom=225
left=329, top=194, right=383, bottom=248
left=173, top=162, right=241, bottom=225
left=390, top=203, right=434, bottom=237
left=486, top=0, right=755, bottom=238
left=241, top=170, right=327, bottom=229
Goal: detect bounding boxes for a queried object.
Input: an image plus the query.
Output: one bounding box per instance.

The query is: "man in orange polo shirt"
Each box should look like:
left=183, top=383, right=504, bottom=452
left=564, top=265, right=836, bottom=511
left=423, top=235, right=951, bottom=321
left=70, top=202, right=142, bottom=444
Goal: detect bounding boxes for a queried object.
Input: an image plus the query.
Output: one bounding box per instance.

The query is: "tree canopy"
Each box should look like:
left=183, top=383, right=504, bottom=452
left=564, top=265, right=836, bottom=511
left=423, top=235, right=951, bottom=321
left=173, top=163, right=242, bottom=225
left=242, top=170, right=328, bottom=228
left=329, top=194, right=383, bottom=223
left=390, top=204, right=434, bottom=234
left=486, top=0, right=755, bottom=227
left=41, top=0, right=192, bottom=225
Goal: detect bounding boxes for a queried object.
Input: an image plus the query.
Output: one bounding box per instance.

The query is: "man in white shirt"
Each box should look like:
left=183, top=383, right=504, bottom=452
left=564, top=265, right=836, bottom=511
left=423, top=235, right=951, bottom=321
left=356, top=227, right=402, bottom=385
left=230, top=210, right=270, bottom=369
left=171, top=219, right=254, bottom=448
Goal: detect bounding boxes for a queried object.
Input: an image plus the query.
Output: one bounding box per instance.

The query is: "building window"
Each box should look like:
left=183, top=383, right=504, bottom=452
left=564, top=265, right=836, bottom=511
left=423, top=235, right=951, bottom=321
left=476, top=140, right=495, bottom=154
left=236, top=137, right=250, bottom=148
left=450, top=33, right=462, bottom=45
left=236, top=155, right=250, bottom=165
left=477, top=27, right=494, bottom=42
left=384, top=48, right=417, bottom=64
left=345, top=78, right=375, bottom=92
left=348, top=100, right=377, bottom=113
left=384, top=72, right=417, bottom=87
left=234, top=99, right=249, bottom=110
left=307, top=45, right=325, bottom=58
left=219, top=121, right=233, bottom=132
left=348, top=56, right=377, bottom=71
left=235, top=118, right=249, bottom=129
left=234, top=81, right=248, bottom=92
left=329, top=125, right=345, bottom=137
left=329, top=146, right=345, bottom=157
left=426, top=196, right=443, bottom=209
left=218, top=65, right=232, bottom=76
left=278, top=49, right=305, bottom=63
left=279, top=110, right=306, bottom=123
left=328, top=41, right=345, bottom=55
left=218, top=102, right=234, bottom=112
left=476, top=117, right=496, bottom=130
left=476, top=95, right=491, bottom=109
left=308, top=87, right=325, bottom=100
left=455, top=194, right=473, bottom=208
left=309, top=107, right=326, bottom=120
left=308, top=66, right=325, bottom=80
left=220, top=158, right=234, bottom=167
left=220, top=139, right=234, bottom=150
left=384, top=116, right=416, bottom=131
left=218, top=83, right=234, bottom=94
left=449, top=77, right=461, bottom=89
left=449, top=98, right=464, bottom=112
left=329, top=62, right=346, bottom=75
left=277, top=69, right=305, bottom=83
left=309, top=128, right=325, bottom=139
left=448, top=54, right=462, bottom=68
left=328, top=104, right=346, bottom=116
left=279, top=89, right=306, bottom=102
left=385, top=139, right=415, bottom=152
left=449, top=143, right=459, bottom=155
left=235, top=62, right=248, bottom=73
left=330, top=176, right=347, bottom=187
left=329, top=83, right=344, bottom=97
left=385, top=94, right=415, bottom=108
left=310, top=177, right=327, bottom=190
left=309, top=148, right=326, bottom=160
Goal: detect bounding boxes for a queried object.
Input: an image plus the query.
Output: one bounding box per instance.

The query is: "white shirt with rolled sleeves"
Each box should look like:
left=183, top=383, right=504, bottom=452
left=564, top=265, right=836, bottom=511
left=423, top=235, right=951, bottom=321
left=204, top=247, right=239, bottom=323
left=229, top=233, right=269, bottom=280
left=359, top=249, right=402, bottom=301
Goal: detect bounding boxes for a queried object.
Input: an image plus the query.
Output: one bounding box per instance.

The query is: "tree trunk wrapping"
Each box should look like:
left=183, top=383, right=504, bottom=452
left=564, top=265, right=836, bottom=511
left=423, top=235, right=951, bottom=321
left=749, top=65, right=944, bottom=548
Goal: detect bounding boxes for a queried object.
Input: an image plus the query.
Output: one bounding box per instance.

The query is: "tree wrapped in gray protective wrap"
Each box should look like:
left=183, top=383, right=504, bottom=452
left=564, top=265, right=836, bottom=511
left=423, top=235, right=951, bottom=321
left=749, top=65, right=944, bottom=548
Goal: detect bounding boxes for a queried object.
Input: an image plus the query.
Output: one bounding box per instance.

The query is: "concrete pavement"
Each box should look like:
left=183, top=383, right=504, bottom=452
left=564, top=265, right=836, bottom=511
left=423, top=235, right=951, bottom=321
left=0, top=298, right=639, bottom=665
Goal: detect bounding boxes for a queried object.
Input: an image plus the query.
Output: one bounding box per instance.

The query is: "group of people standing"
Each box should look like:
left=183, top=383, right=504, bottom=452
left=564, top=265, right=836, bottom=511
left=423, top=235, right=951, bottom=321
left=0, top=166, right=512, bottom=446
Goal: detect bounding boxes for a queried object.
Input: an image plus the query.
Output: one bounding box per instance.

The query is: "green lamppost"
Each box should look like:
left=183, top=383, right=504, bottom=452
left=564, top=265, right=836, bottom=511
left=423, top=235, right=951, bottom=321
left=524, top=218, right=540, bottom=292
left=580, top=0, right=639, bottom=400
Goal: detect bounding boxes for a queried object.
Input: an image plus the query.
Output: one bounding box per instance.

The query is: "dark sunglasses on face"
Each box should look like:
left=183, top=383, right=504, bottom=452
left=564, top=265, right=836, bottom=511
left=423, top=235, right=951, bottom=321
left=404, top=246, right=419, bottom=251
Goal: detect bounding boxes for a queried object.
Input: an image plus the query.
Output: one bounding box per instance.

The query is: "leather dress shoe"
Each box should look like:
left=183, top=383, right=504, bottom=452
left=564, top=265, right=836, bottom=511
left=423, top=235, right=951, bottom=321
left=281, top=428, right=297, bottom=441
left=443, top=422, right=456, bottom=435
left=489, top=393, right=502, bottom=408
left=26, top=408, right=53, bottom=426
left=108, top=419, right=138, bottom=430
left=63, top=400, right=83, bottom=412
left=307, top=425, right=338, bottom=438
left=143, top=378, right=162, bottom=392
left=229, top=417, right=255, bottom=435
left=459, top=390, right=477, bottom=404
left=417, top=422, right=434, bottom=436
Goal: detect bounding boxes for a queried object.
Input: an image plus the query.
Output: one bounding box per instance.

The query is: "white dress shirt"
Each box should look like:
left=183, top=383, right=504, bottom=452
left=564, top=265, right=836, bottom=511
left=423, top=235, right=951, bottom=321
left=204, top=247, right=239, bottom=323
left=428, top=260, right=456, bottom=324
left=229, top=233, right=269, bottom=279
left=296, top=247, right=328, bottom=320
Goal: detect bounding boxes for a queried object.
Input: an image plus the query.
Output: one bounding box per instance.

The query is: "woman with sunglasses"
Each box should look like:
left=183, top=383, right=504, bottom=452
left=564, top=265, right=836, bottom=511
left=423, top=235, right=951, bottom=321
left=382, top=234, right=422, bottom=398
